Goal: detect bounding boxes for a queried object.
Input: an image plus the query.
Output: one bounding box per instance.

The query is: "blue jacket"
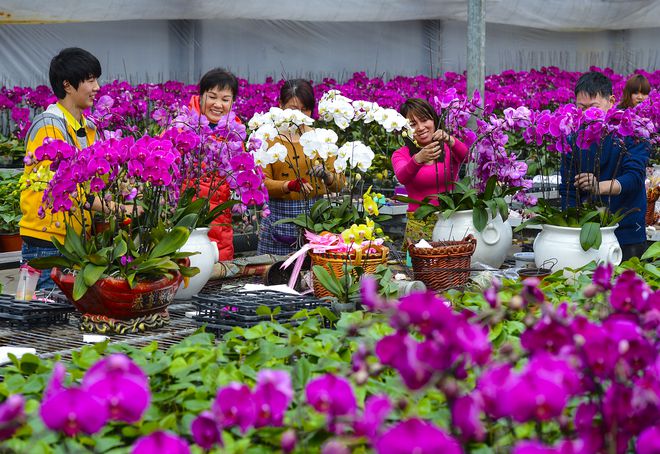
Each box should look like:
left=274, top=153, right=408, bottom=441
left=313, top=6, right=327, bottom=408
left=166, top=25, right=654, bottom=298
left=560, top=135, right=650, bottom=245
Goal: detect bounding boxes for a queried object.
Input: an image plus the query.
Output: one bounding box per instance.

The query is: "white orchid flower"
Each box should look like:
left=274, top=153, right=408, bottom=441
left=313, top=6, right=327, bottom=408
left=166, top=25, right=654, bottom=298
left=267, top=142, right=289, bottom=163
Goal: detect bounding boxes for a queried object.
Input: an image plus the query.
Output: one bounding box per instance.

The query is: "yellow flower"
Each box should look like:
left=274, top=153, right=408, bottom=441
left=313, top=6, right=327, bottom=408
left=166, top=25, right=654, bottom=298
left=341, top=221, right=375, bottom=244
left=362, top=186, right=379, bottom=216
left=341, top=224, right=358, bottom=244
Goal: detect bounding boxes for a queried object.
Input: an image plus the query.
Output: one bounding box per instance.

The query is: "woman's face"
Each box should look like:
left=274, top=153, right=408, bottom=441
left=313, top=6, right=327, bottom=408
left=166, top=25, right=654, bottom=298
left=201, top=86, right=234, bottom=124
left=408, top=114, right=436, bottom=146
left=280, top=96, right=312, bottom=117
left=632, top=91, right=649, bottom=106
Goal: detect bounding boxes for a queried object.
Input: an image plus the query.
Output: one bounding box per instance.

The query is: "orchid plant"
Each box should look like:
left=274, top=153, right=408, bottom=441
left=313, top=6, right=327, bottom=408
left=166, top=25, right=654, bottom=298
left=516, top=98, right=658, bottom=250
left=397, top=96, right=535, bottom=232
left=162, top=106, right=268, bottom=229
left=2, top=263, right=660, bottom=453
left=24, top=134, right=200, bottom=299
left=247, top=90, right=410, bottom=236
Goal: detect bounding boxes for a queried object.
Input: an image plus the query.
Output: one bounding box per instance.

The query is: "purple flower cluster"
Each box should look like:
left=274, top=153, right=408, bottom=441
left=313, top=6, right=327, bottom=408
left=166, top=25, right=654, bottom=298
left=162, top=107, right=268, bottom=212
left=523, top=101, right=657, bottom=154
left=375, top=291, right=491, bottom=390
left=39, top=354, right=150, bottom=436
left=356, top=266, right=660, bottom=452
left=3, top=67, right=659, bottom=141
left=189, top=369, right=293, bottom=450
left=33, top=134, right=181, bottom=217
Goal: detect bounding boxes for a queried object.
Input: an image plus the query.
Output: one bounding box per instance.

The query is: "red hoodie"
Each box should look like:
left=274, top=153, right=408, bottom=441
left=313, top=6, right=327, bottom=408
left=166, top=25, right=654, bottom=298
left=187, top=95, right=234, bottom=261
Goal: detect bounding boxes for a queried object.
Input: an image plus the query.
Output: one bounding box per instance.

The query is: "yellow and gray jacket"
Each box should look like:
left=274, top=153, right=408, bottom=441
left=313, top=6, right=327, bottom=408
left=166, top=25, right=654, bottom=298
left=19, top=104, right=98, bottom=244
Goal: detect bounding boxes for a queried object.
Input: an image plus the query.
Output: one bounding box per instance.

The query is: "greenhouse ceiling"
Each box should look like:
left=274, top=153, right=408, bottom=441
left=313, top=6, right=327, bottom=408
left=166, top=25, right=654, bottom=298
left=1, top=0, right=660, bottom=31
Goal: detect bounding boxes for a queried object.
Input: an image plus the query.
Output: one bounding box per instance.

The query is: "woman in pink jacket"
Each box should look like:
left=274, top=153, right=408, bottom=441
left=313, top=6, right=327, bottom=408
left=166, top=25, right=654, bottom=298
left=392, top=98, right=469, bottom=242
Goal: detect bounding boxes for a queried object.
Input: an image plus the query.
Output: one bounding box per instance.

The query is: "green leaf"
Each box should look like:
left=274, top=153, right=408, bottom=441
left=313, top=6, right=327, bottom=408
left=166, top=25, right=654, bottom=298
left=483, top=175, right=497, bottom=201
left=111, top=236, right=128, bottom=261
left=28, top=255, right=72, bottom=270
left=292, top=356, right=312, bottom=389
left=642, top=241, right=660, bottom=261
left=312, top=265, right=344, bottom=297
left=255, top=306, right=272, bottom=316
left=413, top=204, right=438, bottom=220
left=472, top=206, right=488, bottom=232
left=82, top=263, right=106, bottom=287
left=150, top=226, right=190, bottom=259
left=580, top=222, right=602, bottom=251
left=495, top=197, right=509, bottom=221
left=73, top=272, right=90, bottom=301
left=65, top=224, right=87, bottom=258
left=643, top=263, right=660, bottom=279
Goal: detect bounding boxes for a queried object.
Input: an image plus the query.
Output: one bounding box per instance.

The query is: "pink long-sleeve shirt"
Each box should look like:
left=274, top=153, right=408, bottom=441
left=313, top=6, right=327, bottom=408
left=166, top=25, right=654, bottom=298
left=392, top=139, right=469, bottom=212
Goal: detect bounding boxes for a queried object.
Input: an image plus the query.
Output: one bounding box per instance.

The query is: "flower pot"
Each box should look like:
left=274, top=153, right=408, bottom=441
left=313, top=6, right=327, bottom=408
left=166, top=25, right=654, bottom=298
left=432, top=210, right=512, bottom=268
left=309, top=245, right=389, bottom=299
left=0, top=232, right=22, bottom=252
left=175, top=228, right=219, bottom=300
left=51, top=267, right=182, bottom=334
left=518, top=267, right=552, bottom=280
left=533, top=224, right=622, bottom=271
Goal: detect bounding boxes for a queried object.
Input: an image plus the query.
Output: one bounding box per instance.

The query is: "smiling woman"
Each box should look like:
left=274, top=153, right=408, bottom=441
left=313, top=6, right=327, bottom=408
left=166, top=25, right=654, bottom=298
left=391, top=97, right=468, bottom=243
left=187, top=68, right=241, bottom=260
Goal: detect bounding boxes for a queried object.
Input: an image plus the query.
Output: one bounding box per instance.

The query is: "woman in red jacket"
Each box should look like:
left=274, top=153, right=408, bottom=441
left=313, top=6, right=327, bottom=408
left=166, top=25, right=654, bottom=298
left=187, top=68, right=239, bottom=261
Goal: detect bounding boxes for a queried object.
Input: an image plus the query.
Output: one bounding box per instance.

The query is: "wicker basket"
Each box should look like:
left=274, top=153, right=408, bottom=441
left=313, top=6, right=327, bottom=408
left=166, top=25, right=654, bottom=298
left=408, top=235, right=477, bottom=291
left=309, top=245, right=389, bottom=298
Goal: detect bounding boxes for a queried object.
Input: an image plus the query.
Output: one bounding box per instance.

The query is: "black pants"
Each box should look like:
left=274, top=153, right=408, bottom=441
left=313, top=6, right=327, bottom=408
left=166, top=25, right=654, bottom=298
left=621, top=242, right=648, bottom=262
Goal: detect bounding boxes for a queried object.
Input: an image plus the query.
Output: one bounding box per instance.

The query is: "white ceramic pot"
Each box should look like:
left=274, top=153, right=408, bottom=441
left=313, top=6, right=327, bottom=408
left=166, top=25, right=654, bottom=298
left=533, top=224, right=622, bottom=271
left=432, top=209, right=513, bottom=268
left=174, top=228, right=219, bottom=300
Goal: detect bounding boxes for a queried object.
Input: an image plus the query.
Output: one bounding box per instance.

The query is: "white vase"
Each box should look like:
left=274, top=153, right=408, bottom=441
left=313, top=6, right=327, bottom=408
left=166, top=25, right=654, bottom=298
left=174, top=228, right=219, bottom=300
left=533, top=224, right=622, bottom=271
left=432, top=209, right=512, bottom=268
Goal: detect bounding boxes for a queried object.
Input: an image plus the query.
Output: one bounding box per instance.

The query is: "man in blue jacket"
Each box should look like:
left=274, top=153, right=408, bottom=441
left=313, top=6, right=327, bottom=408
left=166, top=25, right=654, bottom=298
left=561, top=71, right=650, bottom=261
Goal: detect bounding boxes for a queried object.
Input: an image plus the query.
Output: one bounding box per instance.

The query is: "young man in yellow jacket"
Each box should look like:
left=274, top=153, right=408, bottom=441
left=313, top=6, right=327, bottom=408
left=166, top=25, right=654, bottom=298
left=20, top=48, right=102, bottom=290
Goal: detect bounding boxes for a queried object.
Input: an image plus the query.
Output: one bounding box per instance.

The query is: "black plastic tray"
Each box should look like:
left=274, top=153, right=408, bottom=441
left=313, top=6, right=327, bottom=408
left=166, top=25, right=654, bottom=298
left=0, top=293, right=75, bottom=328
left=192, top=290, right=330, bottom=333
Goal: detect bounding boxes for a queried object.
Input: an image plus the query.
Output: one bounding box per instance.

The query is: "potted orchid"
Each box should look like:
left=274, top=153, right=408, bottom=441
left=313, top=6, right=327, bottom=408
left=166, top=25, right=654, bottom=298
left=248, top=90, right=410, bottom=237
left=161, top=106, right=268, bottom=299
left=396, top=97, right=534, bottom=268
left=25, top=134, right=200, bottom=333
left=516, top=98, right=657, bottom=269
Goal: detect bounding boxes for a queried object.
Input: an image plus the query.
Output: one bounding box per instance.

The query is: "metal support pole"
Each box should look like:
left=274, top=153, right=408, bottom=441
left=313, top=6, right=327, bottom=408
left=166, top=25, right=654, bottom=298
left=467, top=0, right=485, bottom=105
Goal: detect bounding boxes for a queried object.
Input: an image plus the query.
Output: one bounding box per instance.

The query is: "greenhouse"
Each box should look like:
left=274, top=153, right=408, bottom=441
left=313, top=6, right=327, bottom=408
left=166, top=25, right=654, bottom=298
left=0, top=1, right=659, bottom=453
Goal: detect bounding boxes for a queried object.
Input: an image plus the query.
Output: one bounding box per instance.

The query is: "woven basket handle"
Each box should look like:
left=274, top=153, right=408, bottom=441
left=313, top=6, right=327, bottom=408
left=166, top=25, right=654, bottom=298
left=463, top=234, right=477, bottom=245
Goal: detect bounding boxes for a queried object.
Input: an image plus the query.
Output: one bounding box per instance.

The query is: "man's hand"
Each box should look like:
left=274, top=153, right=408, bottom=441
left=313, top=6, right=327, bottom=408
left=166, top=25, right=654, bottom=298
left=574, top=173, right=599, bottom=193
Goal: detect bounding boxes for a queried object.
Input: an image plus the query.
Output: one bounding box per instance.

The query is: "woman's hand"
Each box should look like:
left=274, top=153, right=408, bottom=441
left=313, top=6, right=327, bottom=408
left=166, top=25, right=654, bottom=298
left=282, top=178, right=313, bottom=194
left=414, top=141, right=444, bottom=164
left=432, top=129, right=455, bottom=147
left=308, top=164, right=334, bottom=184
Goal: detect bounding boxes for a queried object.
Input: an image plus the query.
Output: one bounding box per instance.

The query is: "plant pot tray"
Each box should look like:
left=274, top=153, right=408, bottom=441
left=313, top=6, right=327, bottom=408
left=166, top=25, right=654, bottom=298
left=192, top=290, right=330, bottom=333
left=0, top=293, right=75, bottom=328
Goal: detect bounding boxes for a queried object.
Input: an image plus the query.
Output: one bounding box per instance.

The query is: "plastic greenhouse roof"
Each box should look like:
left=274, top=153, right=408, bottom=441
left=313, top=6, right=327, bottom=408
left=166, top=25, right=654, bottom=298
left=2, top=0, right=660, bottom=31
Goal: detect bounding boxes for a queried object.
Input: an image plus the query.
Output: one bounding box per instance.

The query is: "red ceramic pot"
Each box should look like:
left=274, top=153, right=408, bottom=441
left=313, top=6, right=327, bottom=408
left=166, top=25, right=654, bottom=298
left=0, top=232, right=22, bottom=252
left=51, top=267, right=182, bottom=320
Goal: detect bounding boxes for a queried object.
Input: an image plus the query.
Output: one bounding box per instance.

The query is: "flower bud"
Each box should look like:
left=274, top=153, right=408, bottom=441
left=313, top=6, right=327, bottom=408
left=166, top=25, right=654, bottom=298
left=354, top=369, right=369, bottom=386
left=583, top=284, right=599, bottom=298
left=509, top=295, right=524, bottom=310
left=281, top=429, right=296, bottom=454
